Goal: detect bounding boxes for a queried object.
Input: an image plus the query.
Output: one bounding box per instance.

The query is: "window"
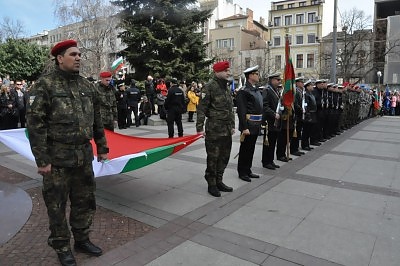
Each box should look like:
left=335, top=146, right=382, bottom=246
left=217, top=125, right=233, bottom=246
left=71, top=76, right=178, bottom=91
left=273, top=36, right=281, bottom=46
left=277, top=5, right=283, bottom=10
left=296, top=54, right=304, bottom=68
left=245, top=57, right=250, bottom=69
left=296, top=35, right=304, bottom=44
left=285, top=15, right=292, bottom=26
left=311, top=0, right=319, bottom=5
left=296, top=14, right=304, bottom=24
left=274, top=17, right=281, bottom=26
left=357, top=50, right=366, bottom=66
left=275, top=55, right=282, bottom=70
left=308, top=33, right=316, bottom=43
left=299, top=1, right=306, bottom=7
left=307, top=33, right=316, bottom=43
left=216, top=38, right=234, bottom=48
left=308, top=12, right=316, bottom=23
left=288, top=3, right=294, bottom=8
left=307, top=53, right=315, bottom=68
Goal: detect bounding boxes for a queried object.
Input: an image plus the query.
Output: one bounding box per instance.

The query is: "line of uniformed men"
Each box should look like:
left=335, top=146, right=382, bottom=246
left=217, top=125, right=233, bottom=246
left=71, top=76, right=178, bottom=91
left=235, top=69, right=375, bottom=174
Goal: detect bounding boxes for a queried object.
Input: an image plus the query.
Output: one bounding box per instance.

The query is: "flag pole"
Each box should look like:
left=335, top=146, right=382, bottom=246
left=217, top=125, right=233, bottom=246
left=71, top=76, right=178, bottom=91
left=286, top=114, right=290, bottom=159
left=285, top=31, right=290, bottom=160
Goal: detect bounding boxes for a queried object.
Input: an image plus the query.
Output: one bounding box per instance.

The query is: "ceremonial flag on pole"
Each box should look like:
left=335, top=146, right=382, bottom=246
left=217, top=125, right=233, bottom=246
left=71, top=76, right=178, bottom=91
left=374, top=90, right=380, bottom=110
left=282, top=36, right=296, bottom=108
left=111, top=56, right=124, bottom=73
left=0, top=129, right=202, bottom=178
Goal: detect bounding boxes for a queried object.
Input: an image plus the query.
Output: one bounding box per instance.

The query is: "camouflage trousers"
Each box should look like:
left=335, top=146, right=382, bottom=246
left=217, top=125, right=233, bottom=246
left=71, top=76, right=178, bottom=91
left=42, top=163, right=96, bottom=252
left=204, top=135, right=232, bottom=186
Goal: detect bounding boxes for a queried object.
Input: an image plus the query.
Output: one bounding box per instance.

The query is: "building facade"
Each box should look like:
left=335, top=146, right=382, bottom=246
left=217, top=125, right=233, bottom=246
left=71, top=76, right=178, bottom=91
left=209, top=10, right=269, bottom=79
left=268, top=0, right=332, bottom=79
left=374, top=0, right=400, bottom=86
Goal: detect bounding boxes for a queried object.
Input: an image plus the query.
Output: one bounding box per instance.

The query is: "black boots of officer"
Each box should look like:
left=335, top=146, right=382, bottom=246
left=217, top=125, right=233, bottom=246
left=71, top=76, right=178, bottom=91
left=57, top=250, right=76, bottom=266
left=74, top=240, right=103, bottom=256
left=208, top=182, right=233, bottom=197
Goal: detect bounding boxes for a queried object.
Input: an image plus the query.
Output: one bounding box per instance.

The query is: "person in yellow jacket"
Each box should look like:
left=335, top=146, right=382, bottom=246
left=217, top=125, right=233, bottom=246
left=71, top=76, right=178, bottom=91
left=186, top=84, right=199, bottom=122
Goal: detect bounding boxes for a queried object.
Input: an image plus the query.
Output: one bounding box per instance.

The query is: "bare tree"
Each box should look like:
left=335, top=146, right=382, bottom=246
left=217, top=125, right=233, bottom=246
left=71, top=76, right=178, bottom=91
left=52, top=0, right=121, bottom=76
left=0, top=17, right=26, bottom=41
left=320, top=8, right=400, bottom=84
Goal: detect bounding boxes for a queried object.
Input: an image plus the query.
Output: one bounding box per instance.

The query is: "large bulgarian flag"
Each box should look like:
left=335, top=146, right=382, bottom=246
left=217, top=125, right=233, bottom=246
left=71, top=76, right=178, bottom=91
left=0, top=128, right=202, bottom=177
left=282, top=36, right=296, bottom=108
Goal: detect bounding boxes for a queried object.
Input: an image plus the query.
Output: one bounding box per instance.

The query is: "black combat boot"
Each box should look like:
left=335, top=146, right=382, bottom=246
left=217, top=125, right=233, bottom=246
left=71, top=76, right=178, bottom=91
left=57, top=250, right=77, bottom=266
left=217, top=182, right=233, bottom=192
left=74, top=240, right=103, bottom=256
left=208, top=185, right=221, bottom=197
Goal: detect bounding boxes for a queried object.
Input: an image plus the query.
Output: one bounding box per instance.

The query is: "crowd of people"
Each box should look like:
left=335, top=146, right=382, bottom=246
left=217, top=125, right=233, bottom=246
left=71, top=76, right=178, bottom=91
left=382, top=90, right=400, bottom=116
left=96, top=73, right=202, bottom=135
left=0, top=77, right=30, bottom=130
left=0, top=73, right=204, bottom=135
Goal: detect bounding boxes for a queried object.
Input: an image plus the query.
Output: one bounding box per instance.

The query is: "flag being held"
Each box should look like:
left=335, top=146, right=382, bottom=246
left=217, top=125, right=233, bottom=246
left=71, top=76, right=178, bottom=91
left=0, top=129, right=202, bottom=178
left=282, top=36, right=296, bottom=108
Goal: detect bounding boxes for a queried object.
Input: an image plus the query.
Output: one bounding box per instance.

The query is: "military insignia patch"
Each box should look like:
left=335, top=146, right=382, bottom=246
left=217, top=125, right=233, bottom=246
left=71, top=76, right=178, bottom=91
left=201, top=93, right=206, bottom=99
left=29, top=96, right=36, bottom=105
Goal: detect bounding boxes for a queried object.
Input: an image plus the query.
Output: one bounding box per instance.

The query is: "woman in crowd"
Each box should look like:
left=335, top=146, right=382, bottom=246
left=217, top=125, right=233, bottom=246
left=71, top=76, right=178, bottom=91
left=186, top=83, right=199, bottom=122
left=0, top=85, right=19, bottom=129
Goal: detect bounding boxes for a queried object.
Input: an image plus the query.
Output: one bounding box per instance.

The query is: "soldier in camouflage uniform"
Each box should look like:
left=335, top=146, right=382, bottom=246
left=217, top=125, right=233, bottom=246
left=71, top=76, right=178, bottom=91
left=26, top=39, right=109, bottom=266
left=196, top=61, right=235, bottom=197
left=97, top=71, right=117, bottom=131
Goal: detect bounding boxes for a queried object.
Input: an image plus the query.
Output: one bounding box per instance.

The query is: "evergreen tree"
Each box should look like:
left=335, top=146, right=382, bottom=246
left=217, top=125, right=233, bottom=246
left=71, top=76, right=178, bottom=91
left=0, top=39, right=49, bottom=81
left=112, top=0, right=213, bottom=81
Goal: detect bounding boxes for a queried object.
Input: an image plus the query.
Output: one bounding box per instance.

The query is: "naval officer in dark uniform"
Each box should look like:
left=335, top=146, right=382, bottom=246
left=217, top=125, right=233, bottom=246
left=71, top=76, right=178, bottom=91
left=236, top=65, right=263, bottom=182
left=262, top=73, right=282, bottom=170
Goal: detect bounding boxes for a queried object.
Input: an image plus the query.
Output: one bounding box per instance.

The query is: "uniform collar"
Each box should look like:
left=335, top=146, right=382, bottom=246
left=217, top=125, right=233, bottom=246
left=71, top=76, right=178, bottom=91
left=55, top=66, right=80, bottom=80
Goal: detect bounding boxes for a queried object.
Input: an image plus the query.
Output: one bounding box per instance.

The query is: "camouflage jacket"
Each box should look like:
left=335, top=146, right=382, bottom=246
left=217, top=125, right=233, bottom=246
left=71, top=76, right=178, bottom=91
left=196, top=76, right=235, bottom=138
left=97, top=82, right=117, bottom=125
left=26, top=67, right=109, bottom=168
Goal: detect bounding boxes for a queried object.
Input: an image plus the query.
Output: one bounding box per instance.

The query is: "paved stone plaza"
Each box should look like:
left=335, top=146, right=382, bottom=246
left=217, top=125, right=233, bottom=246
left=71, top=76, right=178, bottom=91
left=1, top=115, right=400, bottom=266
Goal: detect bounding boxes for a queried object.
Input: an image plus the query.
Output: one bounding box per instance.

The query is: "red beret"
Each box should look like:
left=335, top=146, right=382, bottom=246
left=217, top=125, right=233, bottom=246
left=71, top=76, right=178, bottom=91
left=51, top=39, right=78, bottom=56
left=213, top=61, right=230, bottom=72
left=100, top=71, right=112, bottom=78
